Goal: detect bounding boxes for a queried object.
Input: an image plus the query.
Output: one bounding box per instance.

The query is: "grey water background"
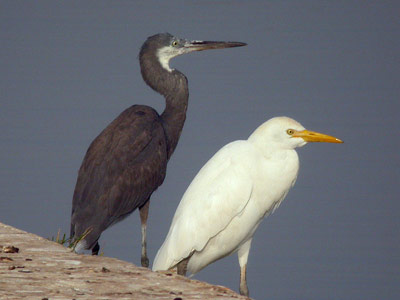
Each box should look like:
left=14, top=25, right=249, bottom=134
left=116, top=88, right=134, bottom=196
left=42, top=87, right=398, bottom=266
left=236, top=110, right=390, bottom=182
left=1, top=1, right=399, bottom=299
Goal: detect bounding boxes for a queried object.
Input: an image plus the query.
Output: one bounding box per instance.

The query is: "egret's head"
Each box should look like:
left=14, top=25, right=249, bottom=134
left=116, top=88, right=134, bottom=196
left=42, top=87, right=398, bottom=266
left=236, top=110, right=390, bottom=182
left=249, top=116, right=343, bottom=150
left=139, top=33, right=247, bottom=72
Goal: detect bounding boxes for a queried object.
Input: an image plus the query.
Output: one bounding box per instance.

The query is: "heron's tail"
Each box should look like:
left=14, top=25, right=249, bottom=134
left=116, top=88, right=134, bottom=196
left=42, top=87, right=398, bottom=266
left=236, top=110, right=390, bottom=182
left=69, top=222, right=75, bottom=242
left=68, top=223, right=95, bottom=253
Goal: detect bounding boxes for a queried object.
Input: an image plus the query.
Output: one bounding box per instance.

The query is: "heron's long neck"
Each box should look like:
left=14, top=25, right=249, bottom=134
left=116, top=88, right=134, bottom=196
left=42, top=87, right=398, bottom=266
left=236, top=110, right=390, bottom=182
left=140, top=54, right=189, bottom=159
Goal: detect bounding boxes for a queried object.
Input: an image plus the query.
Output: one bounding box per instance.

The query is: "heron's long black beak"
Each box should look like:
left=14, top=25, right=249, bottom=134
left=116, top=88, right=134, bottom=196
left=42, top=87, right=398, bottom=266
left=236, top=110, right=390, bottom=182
left=184, top=40, right=247, bottom=52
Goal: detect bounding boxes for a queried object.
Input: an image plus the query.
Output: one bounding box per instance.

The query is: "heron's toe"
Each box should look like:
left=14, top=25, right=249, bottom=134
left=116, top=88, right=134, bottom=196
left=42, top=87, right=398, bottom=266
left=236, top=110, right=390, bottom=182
left=141, top=256, right=149, bottom=268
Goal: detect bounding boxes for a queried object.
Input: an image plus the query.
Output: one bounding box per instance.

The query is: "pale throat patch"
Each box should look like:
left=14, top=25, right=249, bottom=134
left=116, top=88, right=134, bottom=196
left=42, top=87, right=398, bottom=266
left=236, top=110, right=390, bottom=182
left=156, top=46, right=175, bottom=72
left=156, top=46, right=186, bottom=73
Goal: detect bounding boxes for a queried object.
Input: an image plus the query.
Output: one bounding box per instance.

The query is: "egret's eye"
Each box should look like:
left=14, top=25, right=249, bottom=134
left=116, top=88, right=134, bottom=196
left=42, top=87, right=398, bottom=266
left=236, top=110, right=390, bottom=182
left=286, top=129, right=295, bottom=135
left=172, top=40, right=179, bottom=47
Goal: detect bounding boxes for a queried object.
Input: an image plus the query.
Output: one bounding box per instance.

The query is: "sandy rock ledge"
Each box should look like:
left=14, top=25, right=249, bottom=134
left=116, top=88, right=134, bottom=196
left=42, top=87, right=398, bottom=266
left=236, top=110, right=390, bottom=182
left=0, top=222, right=248, bottom=299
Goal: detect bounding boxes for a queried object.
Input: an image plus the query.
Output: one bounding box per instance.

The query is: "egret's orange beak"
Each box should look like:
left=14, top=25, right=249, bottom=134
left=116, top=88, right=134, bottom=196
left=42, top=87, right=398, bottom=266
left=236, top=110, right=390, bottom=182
left=292, top=130, right=343, bottom=143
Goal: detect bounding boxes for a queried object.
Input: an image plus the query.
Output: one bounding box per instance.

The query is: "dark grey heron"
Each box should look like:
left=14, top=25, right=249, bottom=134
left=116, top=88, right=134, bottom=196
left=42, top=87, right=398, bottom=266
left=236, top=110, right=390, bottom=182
left=70, top=33, right=246, bottom=267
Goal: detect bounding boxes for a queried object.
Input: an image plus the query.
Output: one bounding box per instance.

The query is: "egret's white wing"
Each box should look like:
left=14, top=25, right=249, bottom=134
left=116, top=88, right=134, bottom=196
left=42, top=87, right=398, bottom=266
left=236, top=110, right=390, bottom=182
left=153, top=141, right=255, bottom=271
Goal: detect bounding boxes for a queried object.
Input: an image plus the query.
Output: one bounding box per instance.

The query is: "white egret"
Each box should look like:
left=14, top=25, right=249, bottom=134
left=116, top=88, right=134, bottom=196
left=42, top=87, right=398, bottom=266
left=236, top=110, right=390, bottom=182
left=152, top=116, right=343, bottom=296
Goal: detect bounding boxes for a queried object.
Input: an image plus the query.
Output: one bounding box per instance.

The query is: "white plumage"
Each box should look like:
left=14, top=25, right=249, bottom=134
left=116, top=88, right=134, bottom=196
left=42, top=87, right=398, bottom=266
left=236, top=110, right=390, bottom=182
left=153, top=116, right=342, bottom=296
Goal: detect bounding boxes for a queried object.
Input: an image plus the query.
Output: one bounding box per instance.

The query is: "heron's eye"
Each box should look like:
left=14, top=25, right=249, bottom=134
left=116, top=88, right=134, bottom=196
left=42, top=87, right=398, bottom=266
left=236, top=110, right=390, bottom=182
left=286, top=129, right=295, bottom=135
left=172, top=40, right=179, bottom=47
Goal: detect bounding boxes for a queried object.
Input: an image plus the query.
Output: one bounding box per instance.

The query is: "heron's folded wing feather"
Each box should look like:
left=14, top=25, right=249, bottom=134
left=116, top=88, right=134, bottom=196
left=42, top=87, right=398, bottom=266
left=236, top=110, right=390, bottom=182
left=71, top=105, right=167, bottom=235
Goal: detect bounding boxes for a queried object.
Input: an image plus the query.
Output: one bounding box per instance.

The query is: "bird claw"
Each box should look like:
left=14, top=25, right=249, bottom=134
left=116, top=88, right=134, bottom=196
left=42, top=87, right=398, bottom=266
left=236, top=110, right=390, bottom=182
left=141, top=256, right=149, bottom=268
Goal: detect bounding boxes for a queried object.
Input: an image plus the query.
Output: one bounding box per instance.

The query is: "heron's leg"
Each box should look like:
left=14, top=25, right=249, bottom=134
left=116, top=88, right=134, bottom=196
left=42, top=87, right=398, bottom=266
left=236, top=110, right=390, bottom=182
left=91, top=242, right=100, bottom=256
left=238, top=239, right=252, bottom=297
left=139, top=200, right=150, bottom=267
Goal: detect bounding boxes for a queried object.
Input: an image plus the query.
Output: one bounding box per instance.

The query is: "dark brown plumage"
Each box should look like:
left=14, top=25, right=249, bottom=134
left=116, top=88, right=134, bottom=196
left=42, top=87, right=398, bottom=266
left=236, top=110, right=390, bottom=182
left=71, top=106, right=168, bottom=246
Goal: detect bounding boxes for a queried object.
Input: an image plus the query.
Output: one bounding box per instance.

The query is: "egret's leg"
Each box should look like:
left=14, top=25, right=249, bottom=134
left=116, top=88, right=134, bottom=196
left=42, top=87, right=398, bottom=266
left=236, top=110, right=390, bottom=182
left=238, top=239, right=252, bottom=297
left=177, top=259, right=188, bottom=276
left=176, top=254, right=193, bottom=276
left=139, top=200, right=150, bottom=267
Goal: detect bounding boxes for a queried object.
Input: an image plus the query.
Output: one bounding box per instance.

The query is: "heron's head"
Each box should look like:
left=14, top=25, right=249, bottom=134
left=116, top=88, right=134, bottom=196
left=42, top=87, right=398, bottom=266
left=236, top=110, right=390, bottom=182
left=249, top=116, right=343, bottom=150
left=140, top=33, right=246, bottom=72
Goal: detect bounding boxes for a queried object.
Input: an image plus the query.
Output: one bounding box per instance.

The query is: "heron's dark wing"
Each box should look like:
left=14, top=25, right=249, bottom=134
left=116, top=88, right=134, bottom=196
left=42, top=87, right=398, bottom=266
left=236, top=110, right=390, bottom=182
left=71, top=105, right=168, bottom=243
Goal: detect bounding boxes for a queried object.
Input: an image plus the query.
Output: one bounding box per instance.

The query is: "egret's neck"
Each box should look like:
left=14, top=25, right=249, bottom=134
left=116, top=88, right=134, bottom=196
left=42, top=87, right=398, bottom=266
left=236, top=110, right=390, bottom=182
left=260, top=147, right=300, bottom=194
left=140, top=52, right=189, bottom=159
left=248, top=134, right=300, bottom=174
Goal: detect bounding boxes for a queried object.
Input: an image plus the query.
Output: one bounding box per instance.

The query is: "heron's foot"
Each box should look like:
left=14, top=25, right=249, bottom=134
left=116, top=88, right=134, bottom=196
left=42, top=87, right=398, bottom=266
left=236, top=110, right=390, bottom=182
left=239, top=283, right=249, bottom=297
left=141, top=255, right=149, bottom=268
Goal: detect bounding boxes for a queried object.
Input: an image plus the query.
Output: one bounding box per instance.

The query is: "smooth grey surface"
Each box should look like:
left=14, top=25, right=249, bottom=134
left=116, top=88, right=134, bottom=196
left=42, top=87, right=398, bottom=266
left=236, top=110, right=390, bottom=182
left=1, top=1, right=399, bottom=299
